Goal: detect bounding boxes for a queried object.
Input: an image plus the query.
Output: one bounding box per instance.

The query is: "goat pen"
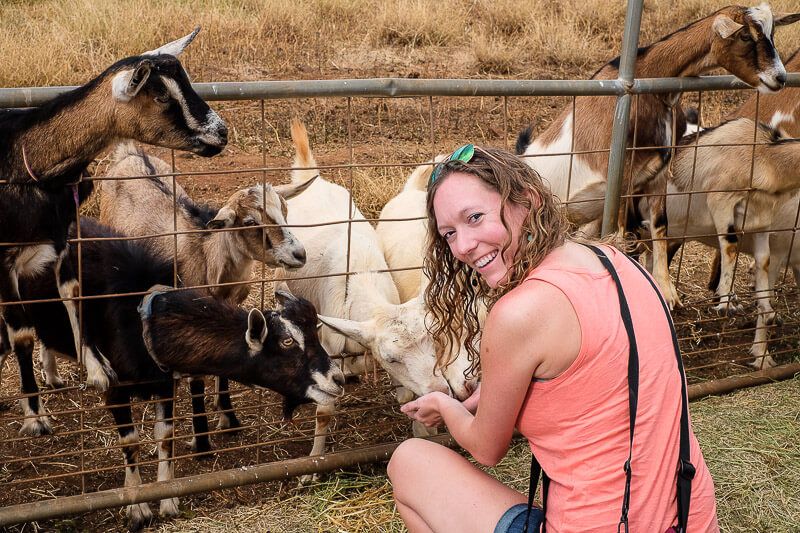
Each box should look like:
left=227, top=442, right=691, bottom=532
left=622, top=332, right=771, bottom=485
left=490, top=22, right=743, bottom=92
left=2, top=2, right=800, bottom=528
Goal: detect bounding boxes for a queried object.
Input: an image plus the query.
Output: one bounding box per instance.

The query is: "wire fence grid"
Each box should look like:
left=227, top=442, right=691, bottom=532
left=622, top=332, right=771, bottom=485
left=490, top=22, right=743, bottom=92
left=2, top=22, right=800, bottom=533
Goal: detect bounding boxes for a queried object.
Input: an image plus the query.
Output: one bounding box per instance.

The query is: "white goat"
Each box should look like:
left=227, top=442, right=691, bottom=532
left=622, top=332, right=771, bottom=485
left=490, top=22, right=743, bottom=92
left=280, top=121, right=475, bottom=467
left=516, top=3, right=800, bottom=310
left=376, top=159, right=438, bottom=302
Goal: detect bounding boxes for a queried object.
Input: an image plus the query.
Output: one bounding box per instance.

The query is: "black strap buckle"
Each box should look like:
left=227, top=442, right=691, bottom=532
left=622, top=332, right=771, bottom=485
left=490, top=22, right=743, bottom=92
left=679, top=459, right=696, bottom=480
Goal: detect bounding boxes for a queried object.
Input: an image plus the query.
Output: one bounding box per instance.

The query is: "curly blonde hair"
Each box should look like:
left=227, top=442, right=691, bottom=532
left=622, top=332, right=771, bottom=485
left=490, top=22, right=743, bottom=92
left=424, top=146, right=570, bottom=378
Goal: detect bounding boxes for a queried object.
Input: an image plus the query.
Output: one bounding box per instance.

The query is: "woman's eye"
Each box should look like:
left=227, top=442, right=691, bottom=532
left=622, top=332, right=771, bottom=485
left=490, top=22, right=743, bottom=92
left=468, top=213, right=483, bottom=224
left=442, top=230, right=455, bottom=241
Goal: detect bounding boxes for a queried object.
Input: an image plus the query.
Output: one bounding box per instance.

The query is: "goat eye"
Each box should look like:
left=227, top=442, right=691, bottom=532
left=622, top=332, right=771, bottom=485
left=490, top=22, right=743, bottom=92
left=155, top=94, right=171, bottom=104
left=243, top=218, right=258, bottom=227
left=739, top=32, right=753, bottom=42
left=281, top=338, right=295, bottom=347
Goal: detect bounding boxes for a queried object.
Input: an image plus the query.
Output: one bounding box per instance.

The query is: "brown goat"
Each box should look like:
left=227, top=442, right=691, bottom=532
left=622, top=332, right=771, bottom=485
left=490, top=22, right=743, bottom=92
left=516, top=4, right=800, bottom=310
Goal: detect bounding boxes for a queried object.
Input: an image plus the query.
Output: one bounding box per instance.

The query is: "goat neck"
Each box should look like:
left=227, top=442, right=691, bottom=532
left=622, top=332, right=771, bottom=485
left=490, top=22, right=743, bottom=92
left=8, top=87, right=115, bottom=185
left=197, top=228, right=254, bottom=304
left=344, top=270, right=401, bottom=323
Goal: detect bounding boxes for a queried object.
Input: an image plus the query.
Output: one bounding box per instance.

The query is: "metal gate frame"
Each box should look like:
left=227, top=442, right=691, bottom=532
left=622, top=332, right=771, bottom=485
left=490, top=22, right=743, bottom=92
left=1, top=0, right=799, bottom=526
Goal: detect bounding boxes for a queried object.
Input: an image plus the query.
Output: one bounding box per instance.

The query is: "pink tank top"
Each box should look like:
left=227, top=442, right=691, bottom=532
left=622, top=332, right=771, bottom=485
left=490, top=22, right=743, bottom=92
left=516, top=245, right=719, bottom=532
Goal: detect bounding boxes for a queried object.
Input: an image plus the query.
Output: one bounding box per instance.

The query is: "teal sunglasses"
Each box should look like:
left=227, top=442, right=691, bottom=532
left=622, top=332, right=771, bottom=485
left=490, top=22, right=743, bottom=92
left=429, top=143, right=475, bottom=186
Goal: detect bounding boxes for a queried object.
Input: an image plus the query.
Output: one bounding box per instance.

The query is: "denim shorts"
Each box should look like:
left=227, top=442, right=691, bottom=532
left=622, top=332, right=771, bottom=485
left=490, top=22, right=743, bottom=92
left=494, top=503, right=544, bottom=533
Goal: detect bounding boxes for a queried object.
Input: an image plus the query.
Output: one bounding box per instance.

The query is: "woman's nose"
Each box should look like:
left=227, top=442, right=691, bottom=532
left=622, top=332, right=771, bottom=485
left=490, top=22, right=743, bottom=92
left=452, top=232, right=477, bottom=259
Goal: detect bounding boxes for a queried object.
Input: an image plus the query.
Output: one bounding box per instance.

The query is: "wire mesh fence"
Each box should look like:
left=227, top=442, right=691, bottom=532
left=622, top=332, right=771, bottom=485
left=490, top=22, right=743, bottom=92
left=1, top=71, right=800, bottom=529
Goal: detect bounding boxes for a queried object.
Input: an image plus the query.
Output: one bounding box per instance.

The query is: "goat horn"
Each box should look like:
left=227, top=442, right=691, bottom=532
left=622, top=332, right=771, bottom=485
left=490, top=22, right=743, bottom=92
left=21, top=145, right=39, bottom=182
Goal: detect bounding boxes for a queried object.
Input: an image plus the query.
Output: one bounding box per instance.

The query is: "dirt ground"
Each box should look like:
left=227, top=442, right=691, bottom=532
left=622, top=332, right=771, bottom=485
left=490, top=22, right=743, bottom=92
left=3, top=44, right=800, bottom=533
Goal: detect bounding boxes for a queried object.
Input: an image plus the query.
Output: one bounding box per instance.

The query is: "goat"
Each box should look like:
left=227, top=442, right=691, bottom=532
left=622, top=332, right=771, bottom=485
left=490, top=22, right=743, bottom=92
left=515, top=4, right=800, bottom=310
left=674, top=46, right=800, bottom=366
left=0, top=29, right=228, bottom=433
left=375, top=160, right=437, bottom=303
left=18, top=217, right=344, bottom=531
left=280, top=120, right=475, bottom=473
left=96, top=143, right=313, bottom=445
left=642, top=118, right=800, bottom=368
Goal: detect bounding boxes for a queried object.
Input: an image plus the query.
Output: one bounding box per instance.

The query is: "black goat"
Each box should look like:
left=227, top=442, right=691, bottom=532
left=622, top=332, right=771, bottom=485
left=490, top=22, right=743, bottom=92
left=0, top=28, right=228, bottom=432
left=19, top=217, right=344, bottom=530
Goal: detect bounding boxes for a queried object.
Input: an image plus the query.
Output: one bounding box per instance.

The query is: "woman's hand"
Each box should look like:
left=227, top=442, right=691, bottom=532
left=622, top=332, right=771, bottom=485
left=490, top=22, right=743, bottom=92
left=400, top=391, right=454, bottom=429
left=461, top=383, right=481, bottom=414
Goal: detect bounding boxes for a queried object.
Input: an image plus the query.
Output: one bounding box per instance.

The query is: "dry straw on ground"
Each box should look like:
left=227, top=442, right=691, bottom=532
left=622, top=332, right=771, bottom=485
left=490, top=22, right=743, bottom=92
left=154, top=377, right=800, bottom=532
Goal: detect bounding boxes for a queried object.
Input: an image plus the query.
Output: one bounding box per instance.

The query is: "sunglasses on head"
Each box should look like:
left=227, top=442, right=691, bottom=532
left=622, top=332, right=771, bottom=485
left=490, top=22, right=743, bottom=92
left=429, top=143, right=475, bottom=186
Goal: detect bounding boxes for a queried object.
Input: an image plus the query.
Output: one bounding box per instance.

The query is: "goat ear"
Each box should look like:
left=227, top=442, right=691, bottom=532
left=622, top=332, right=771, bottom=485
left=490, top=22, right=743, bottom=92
left=142, top=27, right=201, bottom=57
left=317, top=314, right=375, bottom=348
left=246, top=309, right=268, bottom=352
left=274, top=175, right=317, bottom=200
left=774, top=12, right=800, bottom=27
left=713, top=15, right=744, bottom=39
left=274, top=283, right=297, bottom=309
left=207, top=206, right=236, bottom=230
left=112, top=60, right=152, bottom=102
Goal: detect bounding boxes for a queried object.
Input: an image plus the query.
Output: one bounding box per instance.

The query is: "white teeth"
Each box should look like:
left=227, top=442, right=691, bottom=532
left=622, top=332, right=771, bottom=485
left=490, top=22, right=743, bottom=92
left=475, top=251, right=497, bottom=268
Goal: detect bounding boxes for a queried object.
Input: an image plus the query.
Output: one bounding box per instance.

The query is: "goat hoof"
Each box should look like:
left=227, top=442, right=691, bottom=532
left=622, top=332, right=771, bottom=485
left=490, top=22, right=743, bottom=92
left=159, top=497, right=180, bottom=518
left=45, top=376, right=65, bottom=389
left=298, top=473, right=319, bottom=486
left=713, top=302, right=742, bottom=316
left=86, top=374, right=110, bottom=393
left=216, top=413, right=242, bottom=432
left=749, top=354, right=777, bottom=370
left=127, top=503, right=153, bottom=532
left=189, top=436, right=214, bottom=456
left=19, top=416, right=53, bottom=437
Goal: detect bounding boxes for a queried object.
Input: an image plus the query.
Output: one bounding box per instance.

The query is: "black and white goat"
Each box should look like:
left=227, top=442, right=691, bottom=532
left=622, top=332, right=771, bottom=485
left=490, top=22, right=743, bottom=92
left=0, top=29, right=228, bottom=426
left=95, top=144, right=312, bottom=446
left=18, top=217, right=344, bottom=531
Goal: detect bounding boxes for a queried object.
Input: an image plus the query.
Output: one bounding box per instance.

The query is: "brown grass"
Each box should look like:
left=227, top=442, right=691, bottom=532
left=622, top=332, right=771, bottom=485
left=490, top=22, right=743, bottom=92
left=2, top=0, right=799, bottom=86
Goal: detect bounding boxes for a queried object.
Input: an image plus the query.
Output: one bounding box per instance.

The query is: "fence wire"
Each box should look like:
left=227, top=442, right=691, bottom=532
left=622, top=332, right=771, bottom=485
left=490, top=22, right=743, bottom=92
left=1, top=74, right=800, bottom=528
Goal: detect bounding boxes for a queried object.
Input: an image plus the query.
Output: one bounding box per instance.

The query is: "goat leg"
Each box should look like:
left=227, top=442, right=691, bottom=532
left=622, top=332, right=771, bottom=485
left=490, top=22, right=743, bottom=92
left=647, top=179, right=681, bottom=309
left=0, top=276, right=52, bottom=435
left=0, top=316, right=10, bottom=410
left=214, top=376, right=242, bottom=431
left=188, top=377, right=213, bottom=454
left=109, top=389, right=154, bottom=532
left=300, top=402, right=335, bottom=485
left=155, top=399, right=180, bottom=518
left=749, top=233, right=777, bottom=368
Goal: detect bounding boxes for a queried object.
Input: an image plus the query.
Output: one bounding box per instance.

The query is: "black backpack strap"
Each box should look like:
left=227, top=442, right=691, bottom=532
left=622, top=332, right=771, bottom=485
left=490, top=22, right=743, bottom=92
left=524, top=455, right=549, bottom=533
left=620, top=253, right=695, bottom=532
left=584, top=245, right=638, bottom=533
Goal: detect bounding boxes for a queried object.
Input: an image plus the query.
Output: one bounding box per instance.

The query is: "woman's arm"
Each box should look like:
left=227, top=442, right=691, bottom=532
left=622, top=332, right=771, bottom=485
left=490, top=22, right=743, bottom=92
left=402, top=280, right=581, bottom=466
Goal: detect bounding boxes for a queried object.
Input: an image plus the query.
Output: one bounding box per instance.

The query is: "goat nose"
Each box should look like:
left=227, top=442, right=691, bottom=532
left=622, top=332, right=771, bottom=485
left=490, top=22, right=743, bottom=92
left=217, top=123, right=229, bottom=143
left=333, top=372, right=345, bottom=387
left=293, top=248, right=307, bottom=264
left=775, top=73, right=787, bottom=87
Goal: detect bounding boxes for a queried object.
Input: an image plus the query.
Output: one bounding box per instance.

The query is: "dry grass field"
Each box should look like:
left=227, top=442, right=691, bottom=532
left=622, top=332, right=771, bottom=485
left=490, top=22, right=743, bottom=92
left=2, top=0, right=800, bottom=531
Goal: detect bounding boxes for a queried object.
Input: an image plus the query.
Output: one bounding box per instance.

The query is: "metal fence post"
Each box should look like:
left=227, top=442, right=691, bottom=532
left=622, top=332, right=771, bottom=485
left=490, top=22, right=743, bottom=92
left=601, top=0, right=644, bottom=236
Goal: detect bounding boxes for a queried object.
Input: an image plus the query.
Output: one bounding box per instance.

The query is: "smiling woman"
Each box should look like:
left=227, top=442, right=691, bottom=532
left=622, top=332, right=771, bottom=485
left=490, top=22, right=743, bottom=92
left=388, top=146, right=721, bottom=533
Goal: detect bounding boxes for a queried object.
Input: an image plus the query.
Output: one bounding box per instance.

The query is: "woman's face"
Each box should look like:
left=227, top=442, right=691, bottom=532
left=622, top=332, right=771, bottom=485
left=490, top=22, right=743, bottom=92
left=433, top=172, right=528, bottom=288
